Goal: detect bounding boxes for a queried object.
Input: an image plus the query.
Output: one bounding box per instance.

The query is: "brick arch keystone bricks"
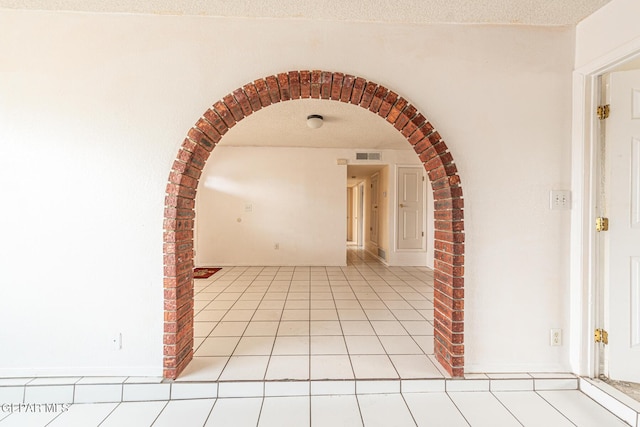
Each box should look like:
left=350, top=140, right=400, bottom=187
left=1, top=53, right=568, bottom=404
left=163, top=70, right=465, bottom=379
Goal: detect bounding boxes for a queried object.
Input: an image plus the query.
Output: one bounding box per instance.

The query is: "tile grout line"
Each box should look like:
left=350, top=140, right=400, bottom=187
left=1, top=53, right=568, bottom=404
left=358, top=252, right=403, bottom=381
left=487, top=388, right=526, bottom=426
left=398, top=391, right=420, bottom=427
left=578, top=378, right=638, bottom=427
left=96, top=401, right=122, bottom=427
left=443, top=390, right=474, bottom=427
left=330, top=265, right=355, bottom=383
left=148, top=400, right=170, bottom=426
left=533, top=389, right=580, bottom=427
left=373, top=264, right=435, bottom=371
left=200, top=397, right=219, bottom=427
left=347, top=262, right=372, bottom=384
left=246, top=266, right=278, bottom=384
left=307, top=267, right=312, bottom=386
left=194, top=268, right=241, bottom=354
left=208, top=266, right=261, bottom=382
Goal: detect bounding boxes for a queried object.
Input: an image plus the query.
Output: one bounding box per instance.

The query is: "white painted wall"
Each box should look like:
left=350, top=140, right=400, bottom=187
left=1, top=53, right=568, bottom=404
left=195, top=147, right=424, bottom=267
left=0, top=8, right=576, bottom=375
left=195, top=146, right=347, bottom=266
left=575, top=0, right=640, bottom=70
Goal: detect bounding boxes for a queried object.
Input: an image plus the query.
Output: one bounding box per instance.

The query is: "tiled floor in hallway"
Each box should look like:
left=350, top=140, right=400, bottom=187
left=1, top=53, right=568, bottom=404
left=180, top=247, right=443, bottom=382
left=0, top=390, right=629, bottom=426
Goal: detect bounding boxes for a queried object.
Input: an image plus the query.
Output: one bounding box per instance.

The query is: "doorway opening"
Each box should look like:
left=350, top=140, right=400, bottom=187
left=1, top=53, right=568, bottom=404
left=357, top=183, right=365, bottom=248
left=347, top=186, right=355, bottom=245
left=347, top=164, right=388, bottom=259
left=347, top=175, right=367, bottom=248
left=163, top=70, right=465, bottom=379
left=573, top=37, right=640, bottom=406
left=346, top=182, right=366, bottom=248
left=593, top=67, right=640, bottom=396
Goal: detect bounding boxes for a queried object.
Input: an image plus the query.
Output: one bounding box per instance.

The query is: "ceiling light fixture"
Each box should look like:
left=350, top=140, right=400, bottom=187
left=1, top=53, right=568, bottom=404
left=306, top=114, right=323, bottom=129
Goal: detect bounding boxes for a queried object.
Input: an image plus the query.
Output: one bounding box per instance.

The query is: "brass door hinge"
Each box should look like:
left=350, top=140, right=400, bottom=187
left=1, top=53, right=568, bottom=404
left=597, top=104, right=610, bottom=120
left=595, top=328, right=609, bottom=345
left=596, top=217, right=609, bottom=232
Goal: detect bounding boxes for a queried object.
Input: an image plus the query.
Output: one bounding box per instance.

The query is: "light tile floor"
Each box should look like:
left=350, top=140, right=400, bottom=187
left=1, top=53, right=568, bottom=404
left=0, top=390, right=629, bottom=426
left=180, top=247, right=443, bottom=383
left=2, top=249, right=633, bottom=425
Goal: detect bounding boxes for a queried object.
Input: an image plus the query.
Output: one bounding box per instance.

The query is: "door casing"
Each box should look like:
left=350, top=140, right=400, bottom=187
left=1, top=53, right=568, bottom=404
left=357, top=182, right=364, bottom=247
left=598, top=69, right=640, bottom=382
left=571, top=41, right=640, bottom=378
left=370, top=172, right=380, bottom=245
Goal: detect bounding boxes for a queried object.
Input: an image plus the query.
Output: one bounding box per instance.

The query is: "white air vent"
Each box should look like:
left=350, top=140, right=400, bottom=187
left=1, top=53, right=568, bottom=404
left=355, top=152, right=382, bottom=161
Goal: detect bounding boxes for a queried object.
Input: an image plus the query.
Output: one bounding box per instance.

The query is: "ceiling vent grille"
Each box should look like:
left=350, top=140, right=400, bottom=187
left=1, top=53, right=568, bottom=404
left=355, top=152, right=382, bottom=161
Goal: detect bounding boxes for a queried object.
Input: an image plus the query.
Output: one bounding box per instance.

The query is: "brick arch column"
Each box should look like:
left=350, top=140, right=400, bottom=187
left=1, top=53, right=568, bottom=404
left=163, top=70, right=464, bottom=379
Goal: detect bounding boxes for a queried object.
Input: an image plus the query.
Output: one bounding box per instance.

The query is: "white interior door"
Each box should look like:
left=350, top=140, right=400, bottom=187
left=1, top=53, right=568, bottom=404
left=370, top=174, right=379, bottom=244
left=397, top=166, right=424, bottom=250
left=605, top=69, right=640, bottom=383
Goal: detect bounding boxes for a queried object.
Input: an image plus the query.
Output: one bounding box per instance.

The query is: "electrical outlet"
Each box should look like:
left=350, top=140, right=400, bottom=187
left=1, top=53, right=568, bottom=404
left=550, top=190, right=571, bottom=210
left=550, top=329, right=562, bottom=346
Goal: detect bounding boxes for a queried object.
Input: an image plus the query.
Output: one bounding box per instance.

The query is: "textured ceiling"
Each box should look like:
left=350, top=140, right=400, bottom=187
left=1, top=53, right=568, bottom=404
left=221, top=99, right=407, bottom=187
left=0, top=0, right=611, bottom=25
left=221, top=98, right=409, bottom=150
left=2, top=1, right=612, bottom=187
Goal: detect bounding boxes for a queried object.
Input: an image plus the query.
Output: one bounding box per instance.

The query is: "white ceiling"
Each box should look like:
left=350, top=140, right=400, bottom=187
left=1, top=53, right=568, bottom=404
left=221, top=99, right=408, bottom=187
left=347, top=164, right=385, bottom=187
left=0, top=0, right=611, bottom=26
left=2, top=0, right=614, bottom=187
left=221, top=98, right=409, bottom=150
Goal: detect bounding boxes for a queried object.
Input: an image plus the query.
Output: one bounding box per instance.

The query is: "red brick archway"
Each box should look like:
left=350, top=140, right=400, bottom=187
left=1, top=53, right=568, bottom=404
left=163, top=71, right=464, bottom=379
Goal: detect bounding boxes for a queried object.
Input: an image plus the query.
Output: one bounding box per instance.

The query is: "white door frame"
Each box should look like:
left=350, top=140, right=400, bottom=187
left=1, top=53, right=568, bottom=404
left=370, top=172, right=380, bottom=245
left=357, top=182, right=364, bottom=247
left=570, top=40, right=640, bottom=377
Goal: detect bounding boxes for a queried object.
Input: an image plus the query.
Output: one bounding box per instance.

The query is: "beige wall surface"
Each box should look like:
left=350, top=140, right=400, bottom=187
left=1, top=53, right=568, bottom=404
left=0, top=9, right=574, bottom=375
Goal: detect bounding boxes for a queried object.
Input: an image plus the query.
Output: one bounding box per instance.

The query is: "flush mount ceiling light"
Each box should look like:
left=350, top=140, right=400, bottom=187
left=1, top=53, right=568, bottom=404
left=306, top=114, right=323, bottom=129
